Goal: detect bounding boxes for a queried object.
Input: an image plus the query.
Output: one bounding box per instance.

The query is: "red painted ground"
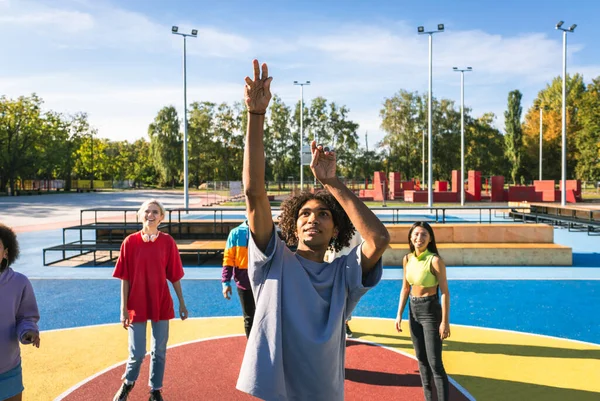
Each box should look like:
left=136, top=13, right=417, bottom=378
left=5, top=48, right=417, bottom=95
left=62, top=337, right=469, bottom=400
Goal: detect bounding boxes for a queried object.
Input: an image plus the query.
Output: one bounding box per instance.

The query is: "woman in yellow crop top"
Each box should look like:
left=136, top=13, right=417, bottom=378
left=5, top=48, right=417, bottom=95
left=394, top=222, right=450, bottom=401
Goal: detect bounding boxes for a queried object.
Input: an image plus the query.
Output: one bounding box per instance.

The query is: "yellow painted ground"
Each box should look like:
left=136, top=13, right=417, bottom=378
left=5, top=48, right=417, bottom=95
left=350, top=318, right=600, bottom=401
left=20, top=317, right=600, bottom=401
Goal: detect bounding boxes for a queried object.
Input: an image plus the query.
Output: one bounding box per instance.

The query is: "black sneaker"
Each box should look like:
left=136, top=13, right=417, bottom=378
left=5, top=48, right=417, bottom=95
left=345, top=323, right=353, bottom=338
left=113, top=382, right=135, bottom=401
left=149, top=389, right=165, bottom=401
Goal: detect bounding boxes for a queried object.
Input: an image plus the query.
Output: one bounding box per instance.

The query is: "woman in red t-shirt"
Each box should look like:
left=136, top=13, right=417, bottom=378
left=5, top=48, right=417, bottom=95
left=112, top=199, right=187, bottom=401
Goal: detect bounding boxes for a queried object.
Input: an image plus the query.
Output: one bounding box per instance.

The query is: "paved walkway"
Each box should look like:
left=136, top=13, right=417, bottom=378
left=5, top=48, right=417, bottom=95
left=0, top=189, right=225, bottom=230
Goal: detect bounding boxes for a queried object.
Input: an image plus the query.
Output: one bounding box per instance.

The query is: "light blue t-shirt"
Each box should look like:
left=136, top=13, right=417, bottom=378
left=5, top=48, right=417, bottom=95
left=236, top=228, right=383, bottom=401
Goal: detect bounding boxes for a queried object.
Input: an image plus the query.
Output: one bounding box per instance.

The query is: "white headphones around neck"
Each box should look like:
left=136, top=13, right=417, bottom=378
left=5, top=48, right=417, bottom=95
left=141, top=232, right=160, bottom=243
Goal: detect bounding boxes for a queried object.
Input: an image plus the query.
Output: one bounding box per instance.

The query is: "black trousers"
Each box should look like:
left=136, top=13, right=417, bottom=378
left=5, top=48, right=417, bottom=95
left=237, top=287, right=255, bottom=338
left=409, top=294, right=449, bottom=401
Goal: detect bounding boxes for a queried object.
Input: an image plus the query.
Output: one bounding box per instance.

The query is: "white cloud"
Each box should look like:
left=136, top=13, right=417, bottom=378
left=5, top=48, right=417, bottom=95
left=0, top=0, right=251, bottom=57
left=0, top=9, right=94, bottom=33
left=2, top=5, right=600, bottom=148
left=301, top=23, right=590, bottom=85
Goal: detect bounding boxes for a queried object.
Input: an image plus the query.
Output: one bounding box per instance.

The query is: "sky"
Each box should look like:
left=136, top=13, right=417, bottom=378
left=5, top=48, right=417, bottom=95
left=1, top=0, right=599, bottom=148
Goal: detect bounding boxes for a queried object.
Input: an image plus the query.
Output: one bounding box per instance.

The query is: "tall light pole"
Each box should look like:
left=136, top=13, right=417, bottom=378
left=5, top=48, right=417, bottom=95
left=538, top=104, right=547, bottom=181
left=172, top=25, right=198, bottom=210
left=89, top=131, right=94, bottom=190
left=294, top=80, right=310, bottom=191
left=422, top=130, right=425, bottom=187
left=453, top=66, right=472, bottom=206
left=418, top=24, right=445, bottom=208
left=556, top=20, right=576, bottom=206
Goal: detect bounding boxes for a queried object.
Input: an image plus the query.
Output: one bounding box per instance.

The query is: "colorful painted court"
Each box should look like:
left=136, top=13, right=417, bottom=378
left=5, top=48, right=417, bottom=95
left=6, top=196, right=600, bottom=401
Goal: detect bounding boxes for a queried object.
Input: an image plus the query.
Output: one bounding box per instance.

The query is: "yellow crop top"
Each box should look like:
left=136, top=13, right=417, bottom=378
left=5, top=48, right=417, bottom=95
left=405, top=249, right=438, bottom=287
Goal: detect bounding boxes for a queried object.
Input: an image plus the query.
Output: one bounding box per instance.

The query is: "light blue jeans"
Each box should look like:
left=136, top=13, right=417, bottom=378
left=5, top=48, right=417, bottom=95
left=122, top=320, right=169, bottom=390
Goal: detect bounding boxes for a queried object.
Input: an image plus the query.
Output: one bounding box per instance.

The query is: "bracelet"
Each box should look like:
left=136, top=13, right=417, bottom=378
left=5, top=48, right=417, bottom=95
left=248, top=110, right=266, bottom=115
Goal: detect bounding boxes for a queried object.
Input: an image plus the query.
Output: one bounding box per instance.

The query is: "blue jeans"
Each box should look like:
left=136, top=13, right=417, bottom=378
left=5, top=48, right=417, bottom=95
left=409, top=294, right=449, bottom=401
left=122, top=320, right=169, bottom=390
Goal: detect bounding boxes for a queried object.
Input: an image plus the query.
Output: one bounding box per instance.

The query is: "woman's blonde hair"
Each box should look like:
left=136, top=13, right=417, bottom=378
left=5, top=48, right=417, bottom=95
left=137, top=199, right=166, bottom=221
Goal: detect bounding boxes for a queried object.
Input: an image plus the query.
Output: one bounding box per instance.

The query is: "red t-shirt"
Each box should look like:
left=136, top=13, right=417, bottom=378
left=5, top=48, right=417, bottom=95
left=113, top=232, right=184, bottom=323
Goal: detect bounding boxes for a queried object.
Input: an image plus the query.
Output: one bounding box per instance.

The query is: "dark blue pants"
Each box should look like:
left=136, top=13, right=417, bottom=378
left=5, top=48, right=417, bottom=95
left=409, top=294, right=449, bottom=401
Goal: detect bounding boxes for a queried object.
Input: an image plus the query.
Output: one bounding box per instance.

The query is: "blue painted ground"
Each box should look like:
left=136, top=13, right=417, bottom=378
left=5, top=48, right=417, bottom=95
left=33, top=279, right=600, bottom=345
left=13, top=213, right=600, bottom=346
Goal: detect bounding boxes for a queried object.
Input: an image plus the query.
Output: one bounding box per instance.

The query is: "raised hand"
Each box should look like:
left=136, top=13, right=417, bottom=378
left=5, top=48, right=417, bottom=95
left=310, top=140, right=337, bottom=184
left=244, top=59, right=273, bottom=114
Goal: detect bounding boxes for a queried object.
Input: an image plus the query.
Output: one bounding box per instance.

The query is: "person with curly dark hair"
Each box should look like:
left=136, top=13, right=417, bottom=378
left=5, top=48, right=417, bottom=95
left=236, top=59, right=390, bottom=401
left=277, top=190, right=356, bottom=253
left=0, top=224, right=40, bottom=401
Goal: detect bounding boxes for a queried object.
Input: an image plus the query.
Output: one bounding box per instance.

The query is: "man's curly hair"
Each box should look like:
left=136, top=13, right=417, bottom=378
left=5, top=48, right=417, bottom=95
left=0, top=223, right=20, bottom=272
left=278, top=190, right=355, bottom=253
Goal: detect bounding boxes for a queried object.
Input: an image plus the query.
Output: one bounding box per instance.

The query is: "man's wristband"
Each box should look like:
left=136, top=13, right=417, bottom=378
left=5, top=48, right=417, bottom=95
left=248, top=110, right=266, bottom=115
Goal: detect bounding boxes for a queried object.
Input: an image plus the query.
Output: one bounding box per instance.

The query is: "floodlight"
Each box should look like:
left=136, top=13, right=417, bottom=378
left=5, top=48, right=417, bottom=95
left=556, top=21, right=564, bottom=29
left=569, top=24, right=577, bottom=31
left=191, top=29, right=198, bottom=36
left=467, top=67, right=472, bottom=70
left=453, top=67, right=458, bottom=70
left=417, top=26, right=424, bottom=33
left=438, top=24, right=444, bottom=31
left=172, top=26, right=179, bottom=33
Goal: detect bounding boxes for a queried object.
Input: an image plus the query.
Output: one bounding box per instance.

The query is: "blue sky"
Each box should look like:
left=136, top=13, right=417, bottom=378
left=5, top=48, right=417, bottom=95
left=1, top=0, right=599, bottom=147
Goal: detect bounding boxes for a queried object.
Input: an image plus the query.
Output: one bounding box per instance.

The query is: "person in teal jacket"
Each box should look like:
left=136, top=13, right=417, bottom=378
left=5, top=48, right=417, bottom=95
left=221, top=221, right=254, bottom=338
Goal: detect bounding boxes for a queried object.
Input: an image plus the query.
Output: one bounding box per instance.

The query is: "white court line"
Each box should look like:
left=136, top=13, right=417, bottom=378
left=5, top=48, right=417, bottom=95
left=358, top=316, right=600, bottom=347
left=55, top=331, right=476, bottom=401
left=50, top=317, right=600, bottom=400
left=348, top=337, right=476, bottom=401
left=54, top=332, right=245, bottom=400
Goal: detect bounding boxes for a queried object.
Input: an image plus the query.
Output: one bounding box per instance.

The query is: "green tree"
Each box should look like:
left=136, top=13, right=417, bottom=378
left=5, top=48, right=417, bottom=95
left=73, top=133, right=109, bottom=182
left=432, top=98, right=462, bottom=181
left=465, top=113, right=507, bottom=177
left=35, top=111, right=70, bottom=187
left=214, top=103, right=242, bottom=182
left=0, top=94, right=45, bottom=193
left=379, top=90, right=425, bottom=181
left=504, top=90, right=524, bottom=184
left=575, top=77, right=600, bottom=181
left=266, top=95, right=294, bottom=186
left=148, top=106, right=182, bottom=187
left=522, top=74, right=587, bottom=181
left=60, top=113, right=92, bottom=190
left=328, top=102, right=359, bottom=178
left=188, top=101, right=216, bottom=187
left=126, top=139, right=156, bottom=187
left=291, top=99, right=309, bottom=184
left=347, top=132, right=385, bottom=181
